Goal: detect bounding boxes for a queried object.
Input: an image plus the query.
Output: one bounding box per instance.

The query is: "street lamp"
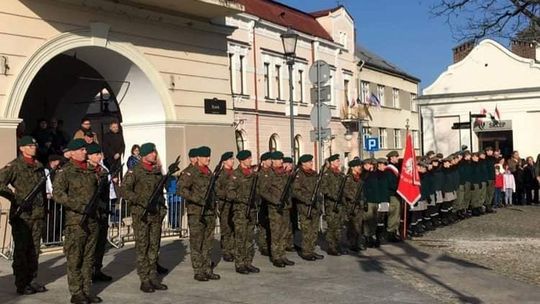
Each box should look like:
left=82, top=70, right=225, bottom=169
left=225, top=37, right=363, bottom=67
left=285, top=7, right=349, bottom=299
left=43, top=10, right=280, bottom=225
left=281, top=27, right=299, bottom=163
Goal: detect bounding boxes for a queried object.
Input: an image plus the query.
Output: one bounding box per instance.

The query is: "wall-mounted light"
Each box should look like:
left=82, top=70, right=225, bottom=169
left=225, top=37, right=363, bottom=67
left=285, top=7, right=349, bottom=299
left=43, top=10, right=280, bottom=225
left=0, top=56, right=9, bottom=76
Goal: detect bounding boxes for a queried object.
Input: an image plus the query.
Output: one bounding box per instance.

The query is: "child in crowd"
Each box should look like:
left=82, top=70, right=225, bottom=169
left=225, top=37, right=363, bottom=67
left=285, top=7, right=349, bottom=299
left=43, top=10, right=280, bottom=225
left=503, top=164, right=516, bottom=206
left=494, top=165, right=504, bottom=208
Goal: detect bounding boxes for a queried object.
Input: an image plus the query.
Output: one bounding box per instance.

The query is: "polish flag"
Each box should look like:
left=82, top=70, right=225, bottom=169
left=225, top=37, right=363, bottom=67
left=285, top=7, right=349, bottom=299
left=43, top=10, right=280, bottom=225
left=495, top=105, right=501, bottom=120
left=397, top=131, right=421, bottom=206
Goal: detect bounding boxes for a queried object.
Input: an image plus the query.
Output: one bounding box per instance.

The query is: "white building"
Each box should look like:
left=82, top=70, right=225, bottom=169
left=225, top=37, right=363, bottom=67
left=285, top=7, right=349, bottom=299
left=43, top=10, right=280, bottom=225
left=418, top=39, right=540, bottom=158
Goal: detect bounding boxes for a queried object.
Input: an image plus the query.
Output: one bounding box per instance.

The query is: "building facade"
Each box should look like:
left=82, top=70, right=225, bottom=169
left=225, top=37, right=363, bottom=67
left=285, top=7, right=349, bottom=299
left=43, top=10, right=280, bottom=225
left=227, top=1, right=420, bottom=164
left=419, top=39, right=540, bottom=158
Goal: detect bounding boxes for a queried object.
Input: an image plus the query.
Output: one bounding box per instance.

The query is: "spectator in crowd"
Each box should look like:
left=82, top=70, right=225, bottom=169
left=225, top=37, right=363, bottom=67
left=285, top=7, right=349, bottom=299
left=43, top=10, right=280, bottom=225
left=503, top=164, right=516, bottom=206
left=32, top=118, right=53, bottom=163
left=16, top=121, right=26, bottom=140
left=73, top=117, right=99, bottom=143
left=507, top=150, right=520, bottom=173
left=496, top=157, right=505, bottom=174
left=44, top=154, right=64, bottom=244
left=102, top=121, right=125, bottom=171
left=49, top=118, right=69, bottom=155
left=523, top=156, right=539, bottom=205
left=83, top=130, right=97, bottom=144
left=127, top=144, right=141, bottom=170
left=494, top=165, right=504, bottom=208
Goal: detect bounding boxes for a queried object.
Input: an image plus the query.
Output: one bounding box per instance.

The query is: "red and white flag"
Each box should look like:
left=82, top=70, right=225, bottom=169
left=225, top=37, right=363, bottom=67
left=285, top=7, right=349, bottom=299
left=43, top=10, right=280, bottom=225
left=495, top=105, right=501, bottom=120
left=397, top=131, right=421, bottom=206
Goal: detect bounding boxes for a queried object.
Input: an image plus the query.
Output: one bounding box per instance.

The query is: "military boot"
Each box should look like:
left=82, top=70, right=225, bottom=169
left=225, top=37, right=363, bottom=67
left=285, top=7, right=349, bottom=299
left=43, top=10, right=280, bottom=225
left=156, top=263, right=169, bottom=275
left=86, top=295, right=103, bottom=303
left=194, top=273, right=209, bottom=282
left=272, top=259, right=286, bottom=268
left=93, top=270, right=112, bottom=282
left=222, top=254, right=234, bottom=262
left=281, top=258, right=295, bottom=266
left=299, top=252, right=316, bottom=261
left=326, top=247, right=341, bottom=256
left=70, top=294, right=89, bottom=304
left=140, top=281, right=155, bottom=293
left=150, top=279, right=168, bottom=290
left=235, top=265, right=249, bottom=275
left=16, top=285, right=36, bottom=295
left=246, top=264, right=260, bottom=273
left=312, top=252, right=324, bottom=260
left=206, top=271, right=221, bottom=280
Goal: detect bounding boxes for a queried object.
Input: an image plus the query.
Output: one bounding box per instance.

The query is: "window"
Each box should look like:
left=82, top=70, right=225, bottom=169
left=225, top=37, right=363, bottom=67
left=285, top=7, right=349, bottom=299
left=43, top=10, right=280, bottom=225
left=235, top=130, right=246, bottom=152
left=394, top=129, right=401, bottom=149
left=377, top=85, right=385, bottom=106
left=392, top=88, right=400, bottom=108
left=269, top=133, right=279, bottom=152
left=275, top=65, right=282, bottom=100
left=294, top=135, right=302, bottom=161
left=361, top=81, right=370, bottom=104
left=362, top=127, right=372, bottom=148
left=344, top=79, right=350, bottom=107
left=297, top=69, right=304, bottom=102
left=229, top=53, right=234, bottom=93
left=339, top=31, right=348, bottom=49
left=412, top=130, right=419, bottom=149
left=329, top=69, right=335, bottom=105
left=264, top=63, right=270, bottom=98
left=239, top=55, right=245, bottom=94
left=379, top=128, right=387, bottom=149
left=411, top=93, right=418, bottom=111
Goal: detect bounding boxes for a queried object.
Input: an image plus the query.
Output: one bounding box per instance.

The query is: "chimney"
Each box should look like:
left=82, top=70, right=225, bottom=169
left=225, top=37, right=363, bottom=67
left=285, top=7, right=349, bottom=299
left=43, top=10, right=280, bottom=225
left=511, top=40, right=537, bottom=60
left=452, top=40, right=476, bottom=63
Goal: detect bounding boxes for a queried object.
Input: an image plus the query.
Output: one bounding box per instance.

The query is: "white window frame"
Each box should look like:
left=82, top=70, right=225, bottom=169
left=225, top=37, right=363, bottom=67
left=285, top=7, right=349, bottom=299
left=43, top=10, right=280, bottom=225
left=412, top=130, right=419, bottom=148
left=263, top=62, right=271, bottom=98
left=379, top=128, right=387, bottom=149
left=297, top=69, right=304, bottom=103
left=330, top=69, right=336, bottom=106
left=275, top=64, right=282, bottom=100
left=392, top=88, right=400, bottom=108
left=377, top=85, right=385, bottom=106
left=361, top=81, right=369, bottom=104
left=394, top=129, right=401, bottom=149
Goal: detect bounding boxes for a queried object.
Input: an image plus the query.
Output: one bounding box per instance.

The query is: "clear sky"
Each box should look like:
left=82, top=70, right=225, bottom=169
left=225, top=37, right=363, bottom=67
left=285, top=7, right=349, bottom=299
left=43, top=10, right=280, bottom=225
left=279, top=0, right=465, bottom=90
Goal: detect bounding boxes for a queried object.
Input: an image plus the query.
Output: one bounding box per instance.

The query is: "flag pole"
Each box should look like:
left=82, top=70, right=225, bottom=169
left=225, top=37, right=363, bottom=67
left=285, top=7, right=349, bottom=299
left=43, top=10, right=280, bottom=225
left=402, top=119, right=410, bottom=240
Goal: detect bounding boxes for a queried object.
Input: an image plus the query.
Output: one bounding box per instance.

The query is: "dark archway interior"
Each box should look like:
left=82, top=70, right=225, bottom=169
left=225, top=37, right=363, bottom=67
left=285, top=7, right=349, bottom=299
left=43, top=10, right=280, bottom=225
left=20, top=53, right=123, bottom=147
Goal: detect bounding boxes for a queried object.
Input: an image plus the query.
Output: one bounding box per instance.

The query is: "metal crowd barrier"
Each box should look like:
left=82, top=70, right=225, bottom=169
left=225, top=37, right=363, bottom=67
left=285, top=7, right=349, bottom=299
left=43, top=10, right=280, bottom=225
left=0, top=192, right=188, bottom=261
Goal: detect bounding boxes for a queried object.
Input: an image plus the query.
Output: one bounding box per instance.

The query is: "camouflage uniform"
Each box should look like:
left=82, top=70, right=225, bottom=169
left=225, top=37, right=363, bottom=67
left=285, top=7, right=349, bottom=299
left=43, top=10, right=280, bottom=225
left=178, top=164, right=216, bottom=276
left=0, top=157, right=45, bottom=291
left=259, top=167, right=289, bottom=261
left=256, top=167, right=272, bottom=254
left=343, top=171, right=364, bottom=249
left=216, top=168, right=234, bottom=259
left=93, top=164, right=112, bottom=276
left=53, top=160, right=100, bottom=297
left=321, top=168, right=344, bottom=252
left=122, top=162, right=166, bottom=285
left=292, top=168, right=320, bottom=256
left=227, top=166, right=256, bottom=268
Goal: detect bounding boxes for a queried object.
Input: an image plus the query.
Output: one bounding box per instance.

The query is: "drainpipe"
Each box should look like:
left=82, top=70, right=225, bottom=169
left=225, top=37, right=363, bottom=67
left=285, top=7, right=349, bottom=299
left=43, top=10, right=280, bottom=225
left=252, top=19, right=260, bottom=161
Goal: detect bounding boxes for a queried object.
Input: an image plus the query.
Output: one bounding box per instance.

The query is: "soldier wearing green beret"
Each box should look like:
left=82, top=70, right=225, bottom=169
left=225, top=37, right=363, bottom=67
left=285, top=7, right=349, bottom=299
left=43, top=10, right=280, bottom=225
left=0, top=136, right=48, bottom=295
left=216, top=151, right=235, bottom=262
left=227, top=150, right=261, bottom=274
left=85, top=144, right=113, bottom=283
left=320, top=154, right=346, bottom=255
left=482, top=148, right=497, bottom=213
left=292, top=154, right=324, bottom=261
left=258, top=151, right=295, bottom=267
left=343, top=158, right=366, bottom=252
left=256, top=152, right=272, bottom=256
left=122, top=143, right=169, bottom=292
left=53, top=139, right=103, bottom=303
left=188, top=148, right=199, bottom=166
left=178, top=146, right=220, bottom=281
left=282, top=156, right=296, bottom=252
left=470, top=153, right=484, bottom=216
left=385, top=151, right=402, bottom=242
left=362, top=156, right=381, bottom=247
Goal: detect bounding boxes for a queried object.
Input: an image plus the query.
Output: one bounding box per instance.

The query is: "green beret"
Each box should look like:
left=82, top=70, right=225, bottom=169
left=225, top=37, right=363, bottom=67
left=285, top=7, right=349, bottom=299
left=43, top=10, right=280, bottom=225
left=299, top=154, right=313, bottom=163
left=188, top=148, right=198, bottom=158
left=140, top=143, right=156, bottom=157
left=260, top=152, right=272, bottom=161
left=18, top=136, right=37, bottom=147
left=86, top=143, right=102, bottom=155
left=283, top=157, right=293, bottom=164
left=237, top=150, right=252, bottom=161
left=348, top=159, right=362, bottom=167
left=271, top=151, right=284, bottom=160
left=328, top=154, right=339, bottom=162
left=198, top=146, right=211, bottom=157
left=377, top=158, right=388, bottom=164
left=67, top=139, right=86, bottom=151
left=220, top=151, right=234, bottom=162
left=386, top=150, right=399, bottom=158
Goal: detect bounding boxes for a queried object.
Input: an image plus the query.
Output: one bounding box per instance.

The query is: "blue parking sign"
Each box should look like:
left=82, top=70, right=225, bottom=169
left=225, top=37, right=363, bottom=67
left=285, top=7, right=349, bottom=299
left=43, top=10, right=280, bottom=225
left=364, top=136, right=380, bottom=152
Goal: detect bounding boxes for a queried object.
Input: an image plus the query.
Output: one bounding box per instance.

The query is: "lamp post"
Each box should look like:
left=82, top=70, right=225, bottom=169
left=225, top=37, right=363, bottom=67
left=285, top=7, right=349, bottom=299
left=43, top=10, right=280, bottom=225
left=281, top=27, right=299, bottom=163
left=469, top=111, right=486, bottom=151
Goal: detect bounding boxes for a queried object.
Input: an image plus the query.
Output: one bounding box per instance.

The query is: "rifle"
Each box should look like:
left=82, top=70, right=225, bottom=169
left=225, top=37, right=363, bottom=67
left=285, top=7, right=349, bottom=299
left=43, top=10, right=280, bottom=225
left=141, top=156, right=181, bottom=221
left=80, top=163, right=124, bottom=228
left=14, top=168, right=53, bottom=218
left=246, top=162, right=262, bottom=219
left=333, top=168, right=351, bottom=213
left=307, top=161, right=327, bottom=219
left=278, top=164, right=300, bottom=213
left=199, top=160, right=224, bottom=225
